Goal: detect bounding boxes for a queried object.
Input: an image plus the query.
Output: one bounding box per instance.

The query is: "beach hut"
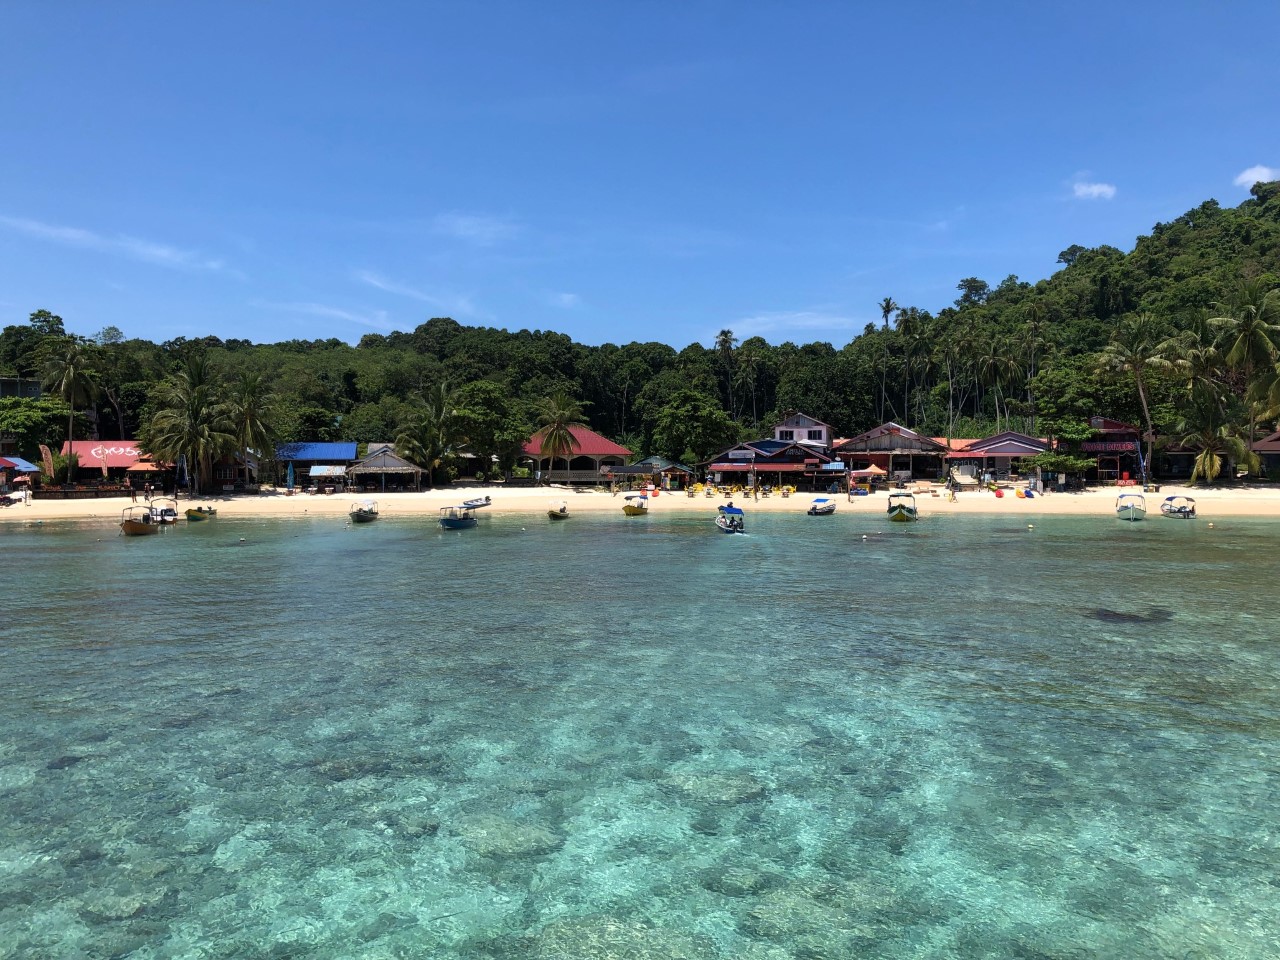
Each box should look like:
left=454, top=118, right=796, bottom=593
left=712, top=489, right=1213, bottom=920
left=346, top=446, right=424, bottom=492
left=522, top=425, right=631, bottom=485
left=944, top=431, right=1049, bottom=484
left=1079, top=418, right=1144, bottom=485
left=275, top=442, right=359, bottom=493
left=1251, top=430, right=1280, bottom=479
left=833, top=423, right=948, bottom=482
left=704, top=439, right=835, bottom=491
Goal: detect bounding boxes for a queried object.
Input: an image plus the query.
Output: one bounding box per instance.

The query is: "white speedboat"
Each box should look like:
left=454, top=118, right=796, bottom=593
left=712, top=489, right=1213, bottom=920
left=716, top=503, right=745, bottom=533
left=807, top=498, right=837, bottom=516
left=1159, top=495, right=1196, bottom=519
left=1115, top=493, right=1146, bottom=521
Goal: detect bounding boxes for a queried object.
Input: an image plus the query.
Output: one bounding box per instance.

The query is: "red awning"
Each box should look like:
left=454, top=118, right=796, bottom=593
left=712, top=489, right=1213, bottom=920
left=62, top=441, right=146, bottom=468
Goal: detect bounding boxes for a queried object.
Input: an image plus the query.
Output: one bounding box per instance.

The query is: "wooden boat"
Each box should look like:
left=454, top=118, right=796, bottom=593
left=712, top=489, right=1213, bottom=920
left=185, top=506, right=218, bottom=521
left=716, top=503, right=745, bottom=533
left=438, top=505, right=478, bottom=530
left=622, top=494, right=649, bottom=517
left=1115, top=493, right=1146, bottom=522
left=807, top=497, right=837, bottom=516
left=349, top=499, right=379, bottom=523
left=886, top=492, right=918, bottom=522
left=120, top=505, right=161, bottom=536
left=150, top=498, right=179, bottom=524
left=548, top=500, right=569, bottom=520
left=1159, top=495, right=1196, bottom=519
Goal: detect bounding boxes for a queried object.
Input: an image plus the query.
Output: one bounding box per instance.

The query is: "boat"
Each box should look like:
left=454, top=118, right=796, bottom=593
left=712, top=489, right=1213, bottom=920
left=1115, top=493, right=1147, bottom=521
left=886, top=492, right=918, bottom=522
left=548, top=500, right=569, bottom=520
left=185, top=506, right=218, bottom=521
left=807, top=497, right=837, bottom=516
left=438, top=505, right=478, bottom=530
left=1159, top=495, right=1195, bottom=519
left=120, top=505, right=161, bottom=536
left=622, top=494, right=649, bottom=517
left=349, top=499, right=379, bottom=523
left=462, top=496, right=492, bottom=510
left=149, top=498, right=179, bottom=524
left=716, top=503, right=745, bottom=533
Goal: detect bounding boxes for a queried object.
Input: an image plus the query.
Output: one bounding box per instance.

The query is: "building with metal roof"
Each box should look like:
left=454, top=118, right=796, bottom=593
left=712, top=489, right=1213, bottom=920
left=522, top=425, right=631, bottom=484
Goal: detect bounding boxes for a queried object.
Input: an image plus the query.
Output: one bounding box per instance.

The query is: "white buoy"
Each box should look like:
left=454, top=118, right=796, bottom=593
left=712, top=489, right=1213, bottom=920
left=1208, top=522, right=1214, bottom=528
left=1028, top=524, right=1034, bottom=529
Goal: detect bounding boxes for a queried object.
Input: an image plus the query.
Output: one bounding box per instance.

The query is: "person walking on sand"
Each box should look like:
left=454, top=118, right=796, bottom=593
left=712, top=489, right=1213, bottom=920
left=131, top=486, right=137, bottom=503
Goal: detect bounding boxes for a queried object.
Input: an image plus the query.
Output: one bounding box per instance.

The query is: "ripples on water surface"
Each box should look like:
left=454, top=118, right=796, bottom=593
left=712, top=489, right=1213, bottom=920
left=1, top=510, right=1277, bottom=958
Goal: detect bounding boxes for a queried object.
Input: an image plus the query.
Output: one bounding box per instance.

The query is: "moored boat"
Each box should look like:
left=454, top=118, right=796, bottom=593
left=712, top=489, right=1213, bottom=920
left=622, top=494, right=649, bottom=517
left=438, top=505, right=478, bottom=530
left=120, top=505, right=161, bottom=536
left=350, top=499, right=379, bottom=523
left=807, top=497, right=837, bottom=516
left=1116, top=493, right=1147, bottom=522
left=185, top=506, right=218, bottom=521
left=150, top=498, right=179, bottom=524
left=548, top=500, right=569, bottom=520
left=886, top=492, right=918, bottom=522
left=716, top=503, right=745, bottom=533
left=462, top=496, right=492, bottom=510
left=1159, top=495, right=1196, bottom=519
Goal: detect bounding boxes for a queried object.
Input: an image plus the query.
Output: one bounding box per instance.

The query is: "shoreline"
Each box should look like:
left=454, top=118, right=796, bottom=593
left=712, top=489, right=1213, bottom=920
left=5, top=482, right=1280, bottom=525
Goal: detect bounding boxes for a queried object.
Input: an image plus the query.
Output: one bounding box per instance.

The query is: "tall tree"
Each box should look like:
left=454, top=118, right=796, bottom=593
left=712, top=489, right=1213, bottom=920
left=396, top=381, right=460, bottom=487
left=714, top=330, right=738, bottom=420
left=1211, top=281, right=1280, bottom=456
left=41, top=339, right=99, bottom=456
left=144, top=352, right=233, bottom=495
left=878, top=297, right=898, bottom=330
left=227, top=370, right=277, bottom=487
left=533, top=391, right=587, bottom=483
left=1097, top=312, right=1162, bottom=478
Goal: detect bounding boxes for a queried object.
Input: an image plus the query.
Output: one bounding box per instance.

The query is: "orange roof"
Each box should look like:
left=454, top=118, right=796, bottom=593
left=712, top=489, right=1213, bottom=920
left=933, top=438, right=980, bottom=451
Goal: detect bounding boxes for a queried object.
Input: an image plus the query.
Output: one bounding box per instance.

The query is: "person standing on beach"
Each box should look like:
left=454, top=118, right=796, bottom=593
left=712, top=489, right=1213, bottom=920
left=131, top=486, right=137, bottom=503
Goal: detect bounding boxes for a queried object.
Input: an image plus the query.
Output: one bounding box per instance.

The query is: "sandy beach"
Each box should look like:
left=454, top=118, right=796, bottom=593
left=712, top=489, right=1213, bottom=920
left=5, top=481, right=1280, bottom=525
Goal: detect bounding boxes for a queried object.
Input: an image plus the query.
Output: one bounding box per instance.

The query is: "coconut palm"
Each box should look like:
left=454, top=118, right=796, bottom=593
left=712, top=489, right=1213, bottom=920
left=714, top=330, right=738, bottom=420
left=533, top=391, right=588, bottom=483
left=396, top=381, right=459, bottom=488
left=41, top=339, right=100, bottom=455
left=1154, top=311, right=1226, bottom=412
left=1173, top=397, right=1258, bottom=485
left=1097, top=312, right=1162, bottom=478
left=878, top=297, right=898, bottom=330
left=144, top=352, right=234, bottom=495
left=975, top=336, right=1020, bottom=433
left=1210, top=281, right=1280, bottom=454
left=227, top=370, right=277, bottom=487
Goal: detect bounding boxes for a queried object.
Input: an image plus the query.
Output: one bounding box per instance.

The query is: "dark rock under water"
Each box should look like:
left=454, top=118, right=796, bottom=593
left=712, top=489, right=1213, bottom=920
left=1087, top=607, right=1174, bottom=625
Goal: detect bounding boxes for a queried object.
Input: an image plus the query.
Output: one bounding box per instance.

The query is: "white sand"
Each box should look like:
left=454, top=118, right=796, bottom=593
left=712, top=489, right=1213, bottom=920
left=4, top=481, right=1278, bottom=525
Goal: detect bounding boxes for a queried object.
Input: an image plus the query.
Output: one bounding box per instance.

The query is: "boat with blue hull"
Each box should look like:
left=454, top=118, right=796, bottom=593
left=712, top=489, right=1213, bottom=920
left=438, top=505, right=478, bottom=530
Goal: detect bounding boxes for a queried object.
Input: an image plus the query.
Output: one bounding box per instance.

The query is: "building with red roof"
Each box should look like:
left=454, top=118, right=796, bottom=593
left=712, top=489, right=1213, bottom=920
left=522, top=425, right=631, bottom=484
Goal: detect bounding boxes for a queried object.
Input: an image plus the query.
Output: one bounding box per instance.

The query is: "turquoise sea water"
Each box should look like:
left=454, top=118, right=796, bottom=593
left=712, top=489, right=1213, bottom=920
left=1, top=509, right=1278, bottom=959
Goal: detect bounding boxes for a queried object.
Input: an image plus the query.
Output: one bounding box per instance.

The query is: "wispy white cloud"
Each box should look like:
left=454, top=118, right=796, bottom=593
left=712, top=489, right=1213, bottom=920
left=718, top=310, right=859, bottom=344
left=432, top=212, right=520, bottom=247
left=1234, top=164, right=1279, bottom=187
left=550, top=292, right=581, bottom=308
left=0, top=214, right=225, bottom=270
left=254, top=300, right=392, bottom=330
left=1071, top=181, right=1116, bottom=200
left=354, top=269, right=483, bottom=319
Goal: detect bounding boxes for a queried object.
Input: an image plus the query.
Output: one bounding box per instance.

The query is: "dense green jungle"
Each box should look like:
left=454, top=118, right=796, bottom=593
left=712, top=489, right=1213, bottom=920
left=3, top=180, right=1279, bottom=488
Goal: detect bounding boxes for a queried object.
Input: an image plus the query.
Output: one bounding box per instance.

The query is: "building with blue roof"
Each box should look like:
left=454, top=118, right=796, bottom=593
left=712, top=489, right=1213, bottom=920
left=274, top=442, right=359, bottom=492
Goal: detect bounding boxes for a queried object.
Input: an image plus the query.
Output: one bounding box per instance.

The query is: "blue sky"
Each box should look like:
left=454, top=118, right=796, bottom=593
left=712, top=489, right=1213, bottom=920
left=2, top=2, right=1277, bottom=349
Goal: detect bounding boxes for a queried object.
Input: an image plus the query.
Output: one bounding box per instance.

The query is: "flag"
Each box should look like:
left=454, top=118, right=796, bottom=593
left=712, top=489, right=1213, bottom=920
left=38, top=444, right=55, bottom=479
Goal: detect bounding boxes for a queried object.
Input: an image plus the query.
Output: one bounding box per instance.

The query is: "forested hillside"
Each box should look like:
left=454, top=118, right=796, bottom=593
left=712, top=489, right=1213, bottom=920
left=3, top=181, right=1279, bottom=485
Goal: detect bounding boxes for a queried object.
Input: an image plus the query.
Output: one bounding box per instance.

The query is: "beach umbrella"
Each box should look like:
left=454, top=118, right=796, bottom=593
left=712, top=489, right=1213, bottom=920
left=286, top=461, right=294, bottom=491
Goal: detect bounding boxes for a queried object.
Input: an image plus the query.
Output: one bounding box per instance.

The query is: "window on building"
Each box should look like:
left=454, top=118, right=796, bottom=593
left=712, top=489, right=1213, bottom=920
left=807, top=429, right=823, bottom=441
left=779, top=430, right=794, bottom=440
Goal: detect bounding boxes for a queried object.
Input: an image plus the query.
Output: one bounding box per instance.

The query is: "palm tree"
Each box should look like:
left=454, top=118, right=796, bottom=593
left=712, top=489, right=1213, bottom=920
left=533, top=392, right=588, bottom=483
left=42, top=339, right=100, bottom=456
left=735, top=345, right=762, bottom=426
left=396, top=381, right=459, bottom=488
left=1173, top=397, right=1258, bottom=485
left=1097, top=312, right=1162, bottom=479
left=1210, top=281, right=1280, bottom=456
left=715, top=330, right=738, bottom=420
left=976, top=336, right=1019, bottom=433
left=878, top=297, right=898, bottom=330
left=1154, top=311, right=1226, bottom=412
left=145, top=353, right=234, bottom=495
left=227, top=370, right=277, bottom=488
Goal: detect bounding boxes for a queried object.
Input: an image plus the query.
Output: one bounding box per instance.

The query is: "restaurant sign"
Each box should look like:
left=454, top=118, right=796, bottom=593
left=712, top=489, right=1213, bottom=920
left=1081, top=441, right=1138, bottom=453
